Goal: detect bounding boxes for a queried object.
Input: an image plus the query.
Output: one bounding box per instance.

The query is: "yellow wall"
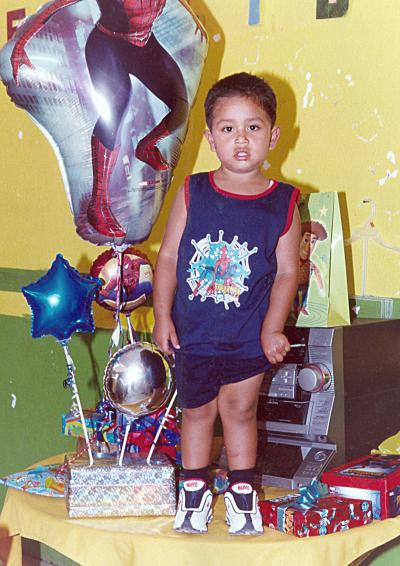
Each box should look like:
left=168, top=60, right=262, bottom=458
left=1, top=0, right=399, bottom=331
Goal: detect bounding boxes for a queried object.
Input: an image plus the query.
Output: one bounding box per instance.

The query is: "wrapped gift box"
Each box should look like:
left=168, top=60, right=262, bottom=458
left=65, top=452, right=176, bottom=518
left=259, top=483, right=372, bottom=537
left=260, top=494, right=372, bottom=537
left=62, top=409, right=104, bottom=438
left=322, top=454, right=400, bottom=520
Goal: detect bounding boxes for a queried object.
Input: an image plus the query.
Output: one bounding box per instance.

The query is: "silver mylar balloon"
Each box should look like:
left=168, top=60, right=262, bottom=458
left=103, top=342, right=173, bottom=418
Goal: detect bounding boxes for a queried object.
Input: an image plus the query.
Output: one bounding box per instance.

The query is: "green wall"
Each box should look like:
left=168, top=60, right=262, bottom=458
left=0, top=313, right=113, bottom=510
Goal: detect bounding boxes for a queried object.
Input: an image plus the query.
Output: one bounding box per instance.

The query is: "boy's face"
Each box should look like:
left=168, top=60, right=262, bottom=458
left=204, top=95, right=280, bottom=175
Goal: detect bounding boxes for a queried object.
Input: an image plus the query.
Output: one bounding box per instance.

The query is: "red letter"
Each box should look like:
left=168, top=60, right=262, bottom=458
left=7, top=9, right=26, bottom=40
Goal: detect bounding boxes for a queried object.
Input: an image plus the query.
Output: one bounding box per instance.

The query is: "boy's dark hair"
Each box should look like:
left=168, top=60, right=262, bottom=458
left=205, top=72, right=277, bottom=128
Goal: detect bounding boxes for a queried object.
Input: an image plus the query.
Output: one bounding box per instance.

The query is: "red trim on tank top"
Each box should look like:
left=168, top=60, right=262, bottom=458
left=184, top=176, right=190, bottom=209
left=208, top=171, right=278, bottom=200
left=280, top=187, right=300, bottom=236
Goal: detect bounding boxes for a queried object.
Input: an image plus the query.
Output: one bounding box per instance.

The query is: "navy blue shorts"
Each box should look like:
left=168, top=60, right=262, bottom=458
left=174, top=352, right=270, bottom=409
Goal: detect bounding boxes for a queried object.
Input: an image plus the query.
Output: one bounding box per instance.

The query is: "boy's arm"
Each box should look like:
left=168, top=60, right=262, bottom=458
left=153, top=186, right=187, bottom=355
left=261, top=206, right=301, bottom=364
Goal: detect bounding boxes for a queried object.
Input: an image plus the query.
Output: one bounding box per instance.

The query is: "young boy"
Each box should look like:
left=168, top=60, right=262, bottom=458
left=153, top=72, right=301, bottom=535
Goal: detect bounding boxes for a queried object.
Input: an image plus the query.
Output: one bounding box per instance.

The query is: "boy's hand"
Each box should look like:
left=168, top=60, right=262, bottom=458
left=153, top=316, right=180, bottom=356
left=261, top=331, right=290, bottom=364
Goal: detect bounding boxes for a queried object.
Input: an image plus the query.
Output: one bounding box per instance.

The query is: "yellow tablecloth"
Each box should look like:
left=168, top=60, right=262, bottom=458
left=1, top=455, right=400, bottom=566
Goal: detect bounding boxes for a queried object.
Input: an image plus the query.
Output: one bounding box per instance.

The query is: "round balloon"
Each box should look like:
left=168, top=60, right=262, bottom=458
left=0, top=0, right=207, bottom=246
left=90, top=247, right=153, bottom=313
left=103, top=342, right=174, bottom=418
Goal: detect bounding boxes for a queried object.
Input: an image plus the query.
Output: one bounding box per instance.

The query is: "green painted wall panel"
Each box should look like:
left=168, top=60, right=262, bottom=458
left=0, top=314, right=113, bottom=510
left=0, top=268, right=46, bottom=293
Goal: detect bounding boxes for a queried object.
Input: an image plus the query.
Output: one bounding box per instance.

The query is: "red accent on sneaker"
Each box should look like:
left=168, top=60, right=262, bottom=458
left=231, top=482, right=253, bottom=495
left=86, top=136, right=126, bottom=238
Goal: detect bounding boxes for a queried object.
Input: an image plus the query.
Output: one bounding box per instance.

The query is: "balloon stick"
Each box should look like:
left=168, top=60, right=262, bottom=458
left=62, top=342, right=93, bottom=466
left=119, top=421, right=132, bottom=467
left=147, top=389, right=178, bottom=465
left=126, top=314, right=138, bottom=344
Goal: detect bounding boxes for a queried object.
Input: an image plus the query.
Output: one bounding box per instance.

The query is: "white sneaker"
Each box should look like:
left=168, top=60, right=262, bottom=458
left=224, top=482, right=264, bottom=535
left=174, top=479, right=213, bottom=534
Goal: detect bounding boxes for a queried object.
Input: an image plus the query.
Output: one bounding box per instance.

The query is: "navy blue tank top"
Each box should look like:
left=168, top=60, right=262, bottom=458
left=172, top=172, right=299, bottom=357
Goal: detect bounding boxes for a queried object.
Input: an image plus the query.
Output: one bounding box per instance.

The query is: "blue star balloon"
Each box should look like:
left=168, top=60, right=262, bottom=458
left=22, top=254, right=102, bottom=342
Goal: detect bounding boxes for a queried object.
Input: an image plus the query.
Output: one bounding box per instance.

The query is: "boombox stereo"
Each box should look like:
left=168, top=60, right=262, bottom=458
left=256, top=318, right=400, bottom=489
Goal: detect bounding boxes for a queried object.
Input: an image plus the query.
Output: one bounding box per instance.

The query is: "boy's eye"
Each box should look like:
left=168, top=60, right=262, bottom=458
left=222, top=126, right=233, bottom=132
left=249, top=124, right=260, bottom=131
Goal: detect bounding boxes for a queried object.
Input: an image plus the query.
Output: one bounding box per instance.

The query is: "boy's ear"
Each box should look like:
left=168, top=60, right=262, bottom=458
left=204, top=129, right=216, bottom=152
left=269, top=126, right=280, bottom=150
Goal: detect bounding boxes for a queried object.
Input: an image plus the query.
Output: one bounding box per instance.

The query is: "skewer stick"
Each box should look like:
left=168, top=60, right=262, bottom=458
left=62, top=342, right=93, bottom=466
left=147, top=389, right=178, bottom=465
left=119, top=422, right=131, bottom=467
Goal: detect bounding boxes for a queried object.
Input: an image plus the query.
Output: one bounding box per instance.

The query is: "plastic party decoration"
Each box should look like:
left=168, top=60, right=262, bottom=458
left=103, top=342, right=173, bottom=419
left=0, top=0, right=208, bottom=246
left=0, top=465, right=66, bottom=498
left=22, top=254, right=102, bottom=342
left=90, top=247, right=153, bottom=313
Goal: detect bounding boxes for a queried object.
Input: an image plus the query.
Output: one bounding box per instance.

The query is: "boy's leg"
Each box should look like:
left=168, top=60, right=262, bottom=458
left=218, top=374, right=264, bottom=535
left=181, top=400, right=218, bottom=469
left=174, top=400, right=218, bottom=534
left=219, top=374, right=263, bottom=470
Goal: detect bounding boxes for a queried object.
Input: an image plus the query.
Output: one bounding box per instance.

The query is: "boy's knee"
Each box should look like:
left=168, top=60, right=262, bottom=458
left=221, top=399, right=257, bottom=423
left=183, top=404, right=216, bottom=423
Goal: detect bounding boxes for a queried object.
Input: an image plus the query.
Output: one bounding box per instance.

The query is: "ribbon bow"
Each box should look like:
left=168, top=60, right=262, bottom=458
left=297, top=479, right=329, bottom=509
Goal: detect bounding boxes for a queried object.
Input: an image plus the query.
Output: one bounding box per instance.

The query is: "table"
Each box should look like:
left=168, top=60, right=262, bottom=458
left=1, top=455, right=400, bottom=566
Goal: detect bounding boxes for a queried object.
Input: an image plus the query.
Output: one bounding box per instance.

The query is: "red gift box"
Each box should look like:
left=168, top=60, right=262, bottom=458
left=322, top=454, right=400, bottom=520
left=260, top=493, right=372, bottom=537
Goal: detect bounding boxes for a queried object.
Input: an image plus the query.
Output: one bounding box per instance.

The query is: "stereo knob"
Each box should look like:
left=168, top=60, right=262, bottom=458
left=297, top=364, right=331, bottom=392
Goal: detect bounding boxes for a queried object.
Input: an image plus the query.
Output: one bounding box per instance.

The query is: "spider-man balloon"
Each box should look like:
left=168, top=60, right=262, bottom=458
left=90, top=247, right=153, bottom=313
left=0, top=0, right=207, bottom=245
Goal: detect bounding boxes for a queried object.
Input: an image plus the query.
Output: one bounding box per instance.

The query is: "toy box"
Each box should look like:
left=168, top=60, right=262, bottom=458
left=65, top=452, right=176, bottom=518
left=322, top=454, right=400, bottom=519
left=260, top=492, right=372, bottom=537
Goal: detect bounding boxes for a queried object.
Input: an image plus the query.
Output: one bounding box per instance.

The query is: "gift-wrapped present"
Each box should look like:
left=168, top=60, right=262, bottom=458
left=62, top=409, right=105, bottom=438
left=322, top=454, right=400, bottom=519
left=0, top=465, right=65, bottom=497
left=65, top=452, right=176, bottom=518
left=259, top=480, right=372, bottom=537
